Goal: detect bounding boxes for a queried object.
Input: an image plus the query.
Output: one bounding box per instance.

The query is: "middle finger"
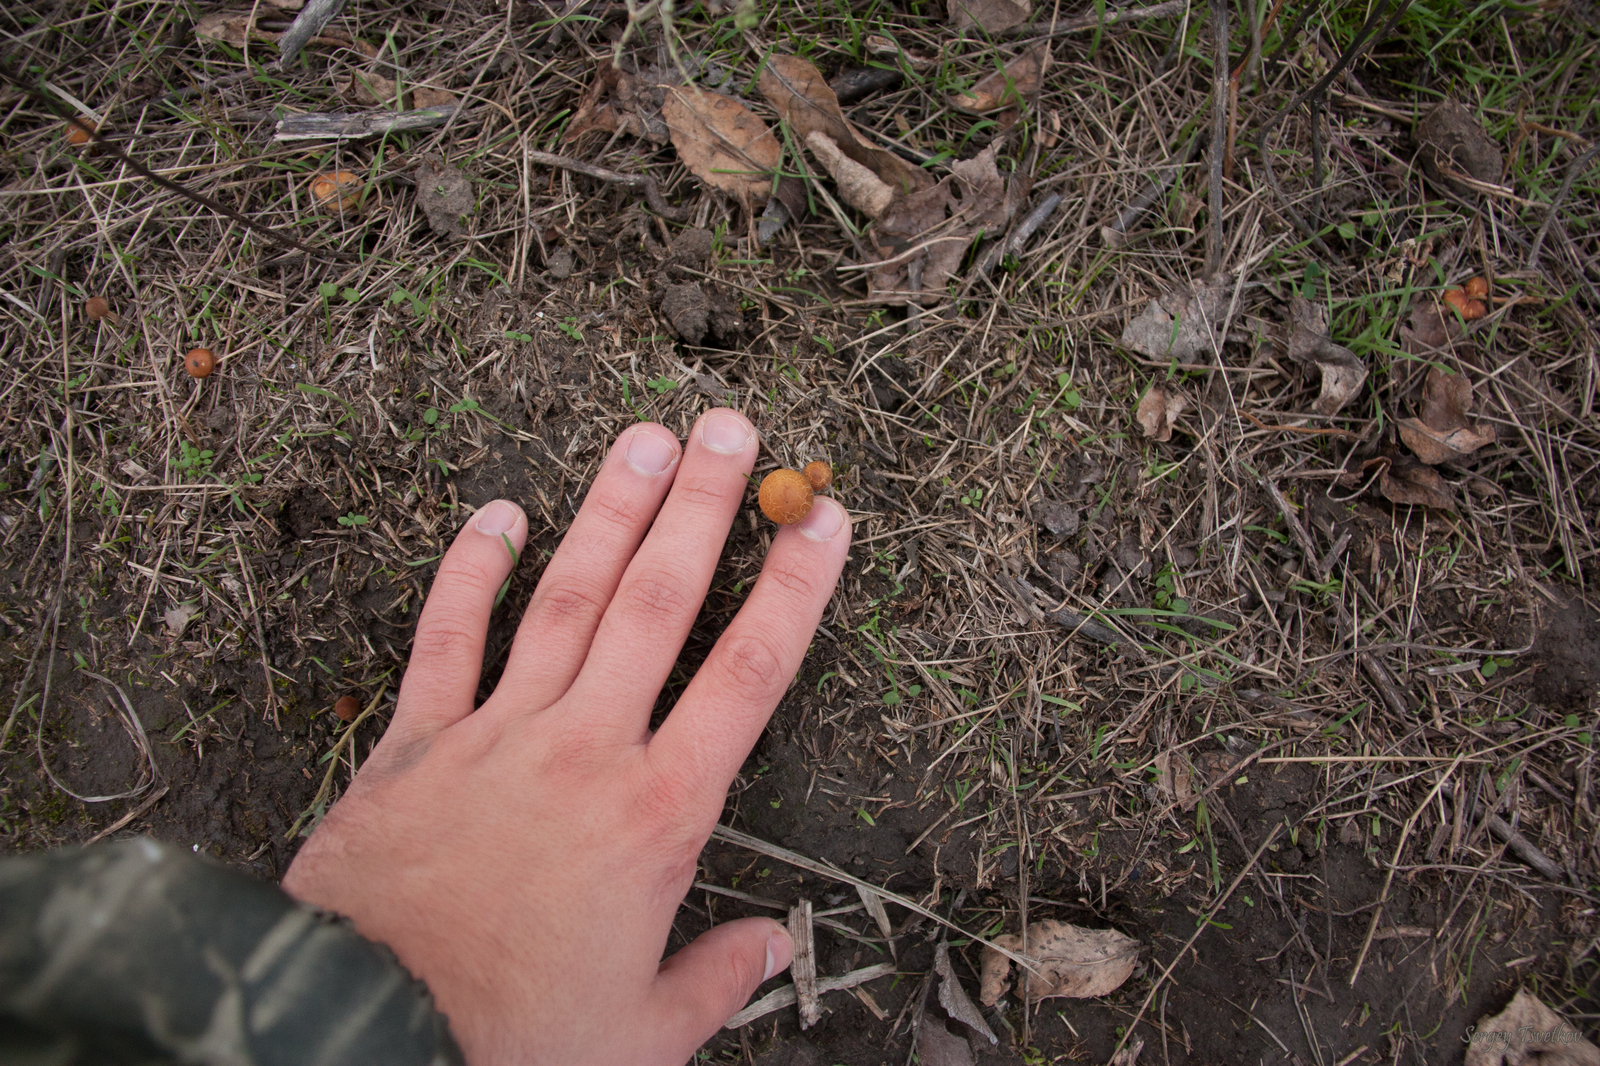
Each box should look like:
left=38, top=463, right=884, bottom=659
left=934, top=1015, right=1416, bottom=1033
left=557, top=407, right=757, bottom=737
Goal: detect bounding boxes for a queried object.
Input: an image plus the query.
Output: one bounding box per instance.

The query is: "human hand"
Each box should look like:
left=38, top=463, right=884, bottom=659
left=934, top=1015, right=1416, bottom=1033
left=282, top=409, right=851, bottom=1065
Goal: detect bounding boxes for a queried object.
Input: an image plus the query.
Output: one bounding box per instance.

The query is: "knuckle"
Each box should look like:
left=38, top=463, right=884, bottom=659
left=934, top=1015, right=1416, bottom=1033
left=411, top=607, right=479, bottom=663
left=529, top=581, right=607, bottom=627
left=620, top=573, right=692, bottom=624
left=712, top=629, right=786, bottom=702
left=671, top=473, right=728, bottom=512
left=760, top=553, right=819, bottom=599
left=438, top=554, right=496, bottom=596
left=585, top=490, right=646, bottom=530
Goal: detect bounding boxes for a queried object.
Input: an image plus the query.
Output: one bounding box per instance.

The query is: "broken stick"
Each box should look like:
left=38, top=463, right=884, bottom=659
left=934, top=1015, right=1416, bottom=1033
left=789, top=899, right=821, bottom=1029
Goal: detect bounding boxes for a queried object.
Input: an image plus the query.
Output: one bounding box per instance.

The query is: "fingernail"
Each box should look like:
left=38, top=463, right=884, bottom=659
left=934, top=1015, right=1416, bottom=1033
left=625, top=428, right=677, bottom=475
left=763, top=929, right=791, bottom=982
left=701, top=410, right=753, bottom=455
left=474, top=499, right=519, bottom=536
left=797, top=498, right=843, bottom=542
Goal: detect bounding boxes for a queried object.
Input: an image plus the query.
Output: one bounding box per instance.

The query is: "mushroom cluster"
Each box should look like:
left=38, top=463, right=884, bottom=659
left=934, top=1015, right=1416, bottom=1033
left=758, top=461, right=834, bottom=525
left=1441, top=277, right=1490, bottom=321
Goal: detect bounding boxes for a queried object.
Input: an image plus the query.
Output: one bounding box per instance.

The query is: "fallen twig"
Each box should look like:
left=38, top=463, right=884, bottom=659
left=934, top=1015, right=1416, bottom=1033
left=1439, top=782, right=1566, bottom=881
left=526, top=150, right=690, bottom=220
left=790, top=900, right=821, bottom=1028
left=274, top=105, right=461, bottom=141
left=725, top=963, right=897, bottom=1029
left=277, top=0, right=348, bottom=66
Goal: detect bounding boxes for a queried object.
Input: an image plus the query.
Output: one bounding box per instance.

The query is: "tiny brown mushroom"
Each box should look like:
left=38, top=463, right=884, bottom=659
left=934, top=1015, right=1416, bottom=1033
left=759, top=468, right=814, bottom=525
left=1463, top=276, right=1489, bottom=298
left=184, top=347, right=216, bottom=379
left=85, top=296, right=113, bottom=322
left=310, top=170, right=363, bottom=212
left=803, top=460, right=833, bottom=493
left=333, top=695, right=362, bottom=721
left=66, top=118, right=95, bottom=145
left=1441, top=288, right=1485, bottom=321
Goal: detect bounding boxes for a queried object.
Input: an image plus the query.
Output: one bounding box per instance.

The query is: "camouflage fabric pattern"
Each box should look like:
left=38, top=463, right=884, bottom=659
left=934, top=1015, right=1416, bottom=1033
left=0, top=837, right=463, bottom=1066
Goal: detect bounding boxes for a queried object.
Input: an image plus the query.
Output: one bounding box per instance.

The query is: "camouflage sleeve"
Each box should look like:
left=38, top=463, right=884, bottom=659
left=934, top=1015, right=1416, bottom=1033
left=0, top=837, right=464, bottom=1066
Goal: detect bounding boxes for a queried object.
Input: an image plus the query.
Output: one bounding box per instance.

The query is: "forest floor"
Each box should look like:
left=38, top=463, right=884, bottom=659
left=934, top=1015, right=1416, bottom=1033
left=2, top=0, right=1598, bottom=1062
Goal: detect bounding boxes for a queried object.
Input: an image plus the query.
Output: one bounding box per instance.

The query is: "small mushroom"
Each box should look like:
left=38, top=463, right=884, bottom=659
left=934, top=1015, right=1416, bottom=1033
left=1441, top=288, right=1487, bottom=321
left=759, top=468, right=814, bottom=525
left=310, top=170, right=363, bottom=212
left=803, top=460, right=833, bottom=493
left=184, top=347, right=216, bottom=379
left=333, top=695, right=362, bottom=721
left=66, top=118, right=95, bottom=145
left=1463, top=276, right=1489, bottom=298
left=84, top=295, right=116, bottom=323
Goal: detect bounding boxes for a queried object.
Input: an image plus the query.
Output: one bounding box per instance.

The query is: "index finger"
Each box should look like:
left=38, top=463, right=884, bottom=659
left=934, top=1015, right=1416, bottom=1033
left=646, top=496, right=851, bottom=808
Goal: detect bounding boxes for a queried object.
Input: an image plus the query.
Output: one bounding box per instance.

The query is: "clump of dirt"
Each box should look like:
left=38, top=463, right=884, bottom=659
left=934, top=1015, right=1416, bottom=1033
left=1533, top=596, right=1600, bottom=710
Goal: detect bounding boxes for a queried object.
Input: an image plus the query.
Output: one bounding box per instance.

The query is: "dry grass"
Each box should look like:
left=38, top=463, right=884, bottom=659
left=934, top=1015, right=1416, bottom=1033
left=2, top=0, right=1597, bottom=1058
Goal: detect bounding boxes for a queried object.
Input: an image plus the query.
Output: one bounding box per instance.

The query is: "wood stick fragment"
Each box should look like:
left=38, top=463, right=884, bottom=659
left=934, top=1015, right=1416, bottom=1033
left=526, top=150, right=690, bottom=220
left=1439, top=783, right=1565, bottom=881
left=789, top=899, right=821, bottom=1029
left=724, top=963, right=896, bottom=1029
left=277, top=0, right=348, bottom=66
left=274, top=106, right=461, bottom=141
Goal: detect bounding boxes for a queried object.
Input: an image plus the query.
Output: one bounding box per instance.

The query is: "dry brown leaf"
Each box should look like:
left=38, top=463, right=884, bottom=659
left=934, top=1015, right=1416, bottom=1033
left=978, top=920, right=1140, bottom=1005
left=952, top=42, right=1049, bottom=113
left=1286, top=294, right=1366, bottom=416
left=867, top=144, right=1027, bottom=304
left=1379, top=456, right=1457, bottom=511
left=1154, top=751, right=1196, bottom=810
left=759, top=54, right=930, bottom=196
left=1135, top=384, right=1188, bottom=442
left=1121, top=280, right=1226, bottom=361
left=412, top=86, right=456, bottom=109
left=1397, top=368, right=1496, bottom=464
left=934, top=941, right=997, bottom=1044
left=566, top=59, right=669, bottom=145
left=805, top=132, right=895, bottom=218
left=1399, top=302, right=1464, bottom=356
left=194, top=10, right=277, bottom=46
left=415, top=157, right=474, bottom=238
left=1415, top=99, right=1504, bottom=196
left=1463, top=989, right=1600, bottom=1066
left=344, top=69, right=401, bottom=107
left=948, top=0, right=1031, bottom=32
left=661, top=86, right=780, bottom=200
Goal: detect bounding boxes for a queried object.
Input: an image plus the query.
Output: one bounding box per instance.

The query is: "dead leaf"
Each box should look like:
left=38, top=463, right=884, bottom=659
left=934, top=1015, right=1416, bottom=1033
left=948, top=0, right=1031, bottom=32
left=1379, top=456, right=1457, bottom=511
left=934, top=940, right=997, bottom=1044
left=163, top=603, right=199, bottom=638
left=661, top=85, right=781, bottom=200
left=915, top=1019, right=975, bottom=1066
left=415, top=158, right=474, bottom=237
left=194, top=10, right=278, bottom=46
left=566, top=59, right=670, bottom=145
left=1285, top=294, right=1366, bottom=415
left=412, top=86, right=456, bottom=109
left=343, top=69, right=401, bottom=108
left=952, top=42, right=1049, bottom=113
left=1120, top=280, right=1225, bottom=361
left=868, top=143, right=1028, bottom=304
left=759, top=54, right=931, bottom=195
left=1135, top=384, right=1188, bottom=442
left=805, top=132, right=894, bottom=218
left=1415, top=99, right=1504, bottom=196
left=1108, top=1039, right=1146, bottom=1066
left=978, top=920, right=1140, bottom=1005
left=1396, top=368, right=1495, bottom=464
left=1463, top=989, right=1600, bottom=1066
left=1399, top=302, right=1464, bottom=356
left=1154, top=751, right=1196, bottom=810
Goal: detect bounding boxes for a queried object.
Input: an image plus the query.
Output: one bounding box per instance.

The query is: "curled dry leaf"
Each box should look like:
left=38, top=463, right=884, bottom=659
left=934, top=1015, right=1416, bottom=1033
left=163, top=603, right=200, bottom=639
left=759, top=54, right=931, bottom=196
left=1135, top=384, right=1188, bottom=442
left=1154, top=751, right=1196, bottom=810
left=1398, top=301, right=1466, bottom=356
left=1379, top=455, right=1457, bottom=511
left=948, top=0, right=1032, bottom=32
left=805, top=132, right=894, bottom=218
left=934, top=940, right=997, bottom=1044
left=1463, top=989, right=1600, bottom=1066
left=412, top=86, right=456, bottom=109
left=565, top=59, right=669, bottom=145
left=415, top=157, right=475, bottom=238
left=978, top=920, right=1140, bottom=1005
left=952, top=42, right=1050, bottom=113
left=1108, top=1039, right=1146, bottom=1066
left=1396, top=367, right=1495, bottom=465
left=1414, top=99, right=1504, bottom=196
left=661, top=86, right=781, bottom=200
left=343, top=68, right=401, bottom=107
left=1120, top=279, right=1225, bottom=361
left=1286, top=294, right=1366, bottom=416
left=867, top=144, right=1028, bottom=304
